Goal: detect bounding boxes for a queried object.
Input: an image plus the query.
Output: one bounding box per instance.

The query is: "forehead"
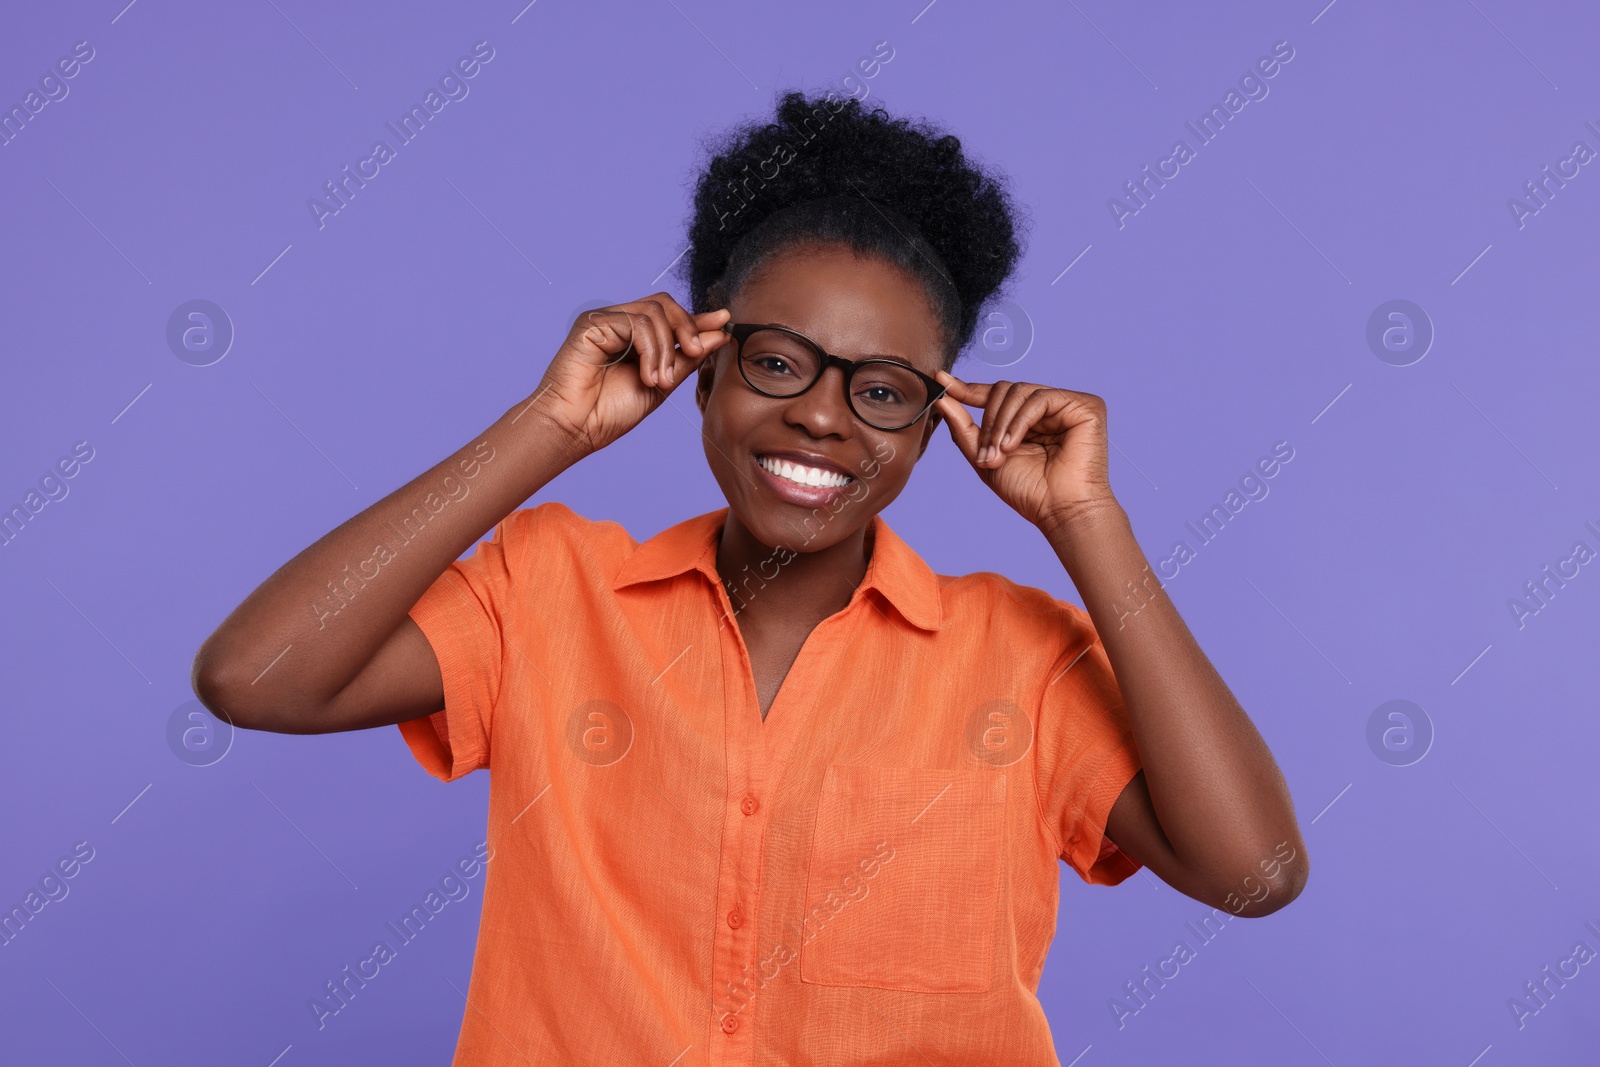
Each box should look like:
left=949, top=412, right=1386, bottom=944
left=733, top=245, right=943, bottom=371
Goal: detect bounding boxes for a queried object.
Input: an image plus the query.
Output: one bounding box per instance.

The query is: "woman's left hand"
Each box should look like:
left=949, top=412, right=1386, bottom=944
left=933, top=369, right=1119, bottom=531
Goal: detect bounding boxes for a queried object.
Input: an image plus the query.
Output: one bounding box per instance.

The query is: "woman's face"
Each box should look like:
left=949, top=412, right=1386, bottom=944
left=695, top=243, right=946, bottom=552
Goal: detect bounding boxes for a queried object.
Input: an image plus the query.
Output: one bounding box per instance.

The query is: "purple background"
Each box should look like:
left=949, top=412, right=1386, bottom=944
left=3, top=1, right=1597, bottom=1063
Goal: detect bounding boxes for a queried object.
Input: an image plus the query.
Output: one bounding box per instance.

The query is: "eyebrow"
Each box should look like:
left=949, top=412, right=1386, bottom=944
left=767, top=321, right=914, bottom=365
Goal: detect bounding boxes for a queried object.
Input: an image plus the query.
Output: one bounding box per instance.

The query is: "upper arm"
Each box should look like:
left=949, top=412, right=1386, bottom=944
left=277, top=514, right=520, bottom=739
left=193, top=607, right=446, bottom=737
left=317, top=616, right=445, bottom=733
left=1103, top=770, right=1192, bottom=895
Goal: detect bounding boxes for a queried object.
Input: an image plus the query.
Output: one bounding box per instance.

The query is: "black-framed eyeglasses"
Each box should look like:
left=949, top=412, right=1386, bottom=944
left=720, top=322, right=947, bottom=433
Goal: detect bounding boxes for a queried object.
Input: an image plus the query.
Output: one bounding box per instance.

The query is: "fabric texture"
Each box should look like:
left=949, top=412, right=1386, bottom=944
left=399, top=500, right=1144, bottom=1066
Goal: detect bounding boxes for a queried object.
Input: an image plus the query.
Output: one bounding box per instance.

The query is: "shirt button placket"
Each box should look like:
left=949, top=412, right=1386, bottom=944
left=715, top=784, right=760, bottom=1062
left=712, top=626, right=768, bottom=1065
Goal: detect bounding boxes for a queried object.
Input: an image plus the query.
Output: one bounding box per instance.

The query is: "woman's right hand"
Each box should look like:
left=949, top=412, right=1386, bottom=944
left=525, top=294, right=733, bottom=461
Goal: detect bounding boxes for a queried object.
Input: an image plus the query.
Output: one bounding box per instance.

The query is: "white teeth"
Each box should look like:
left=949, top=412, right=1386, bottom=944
left=759, top=455, right=852, bottom=489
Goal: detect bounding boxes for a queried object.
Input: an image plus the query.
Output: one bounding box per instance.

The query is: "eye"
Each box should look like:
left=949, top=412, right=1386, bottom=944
left=853, top=361, right=921, bottom=409
left=751, top=354, right=797, bottom=376
left=857, top=383, right=907, bottom=405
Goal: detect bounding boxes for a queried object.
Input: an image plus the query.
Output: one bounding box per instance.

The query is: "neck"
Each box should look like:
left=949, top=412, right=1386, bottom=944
left=715, top=511, right=874, bottom=624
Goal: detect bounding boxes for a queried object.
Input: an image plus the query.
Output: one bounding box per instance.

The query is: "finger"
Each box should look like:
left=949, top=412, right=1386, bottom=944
left=663, top=308, right=730, bottom=386
left=978, top=381, right=1015, bottom=463
left=989, top=384, right=1039, bottom=462
left=627, top=311, right=663, bottom=388
left=692, top=307, right=733, bottom=350
left=656, top=303, right=736, bottom=388
left=583, top=310, right=636, bottom=365
left=659, top=332, right=721, bottom=395
left=656, top=293, right=707, bottom=364
left=935, top=370, right=992, bottom=408
left=649, top=301, right=678, bottom=387
left=672, top=319, right=732, bottom=382
left=933, top=393, right=982, bottom=466
left=608, top=300, right=667, bottom=387
left=994, top=391, right=1055, bottom=461
left=585, top=308, right=638, bottom=368
left=632, top=300, right=674, bottom=388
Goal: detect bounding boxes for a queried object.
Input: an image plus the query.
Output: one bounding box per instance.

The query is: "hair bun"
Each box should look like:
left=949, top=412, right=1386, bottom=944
left=680, top=90, right=1027, bottom=367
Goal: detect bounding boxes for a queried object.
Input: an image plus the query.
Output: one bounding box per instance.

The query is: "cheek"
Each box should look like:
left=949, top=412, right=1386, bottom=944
left=697, top=379, right=732, bottom=438
left=855, top=436, right=900, bottom=478
left=699, top=385, right=760, bottom=475
left=701, top=412, right=733, bottom=473
left=855, top=440, right=916, bottom=496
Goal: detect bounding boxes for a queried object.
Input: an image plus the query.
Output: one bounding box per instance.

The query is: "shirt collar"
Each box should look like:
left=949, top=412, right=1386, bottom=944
left=611, top=507, right=943, bottom=633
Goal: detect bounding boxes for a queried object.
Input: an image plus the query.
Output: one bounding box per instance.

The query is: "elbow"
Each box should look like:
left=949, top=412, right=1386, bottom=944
left=190, top=648, right=256, bottom=732
left=1239, top=878, right=1304, bottom=918
left=1194, top=840, right=1309, bottom=918
left=1233, top=857, right=1310, bottom=919
left=190, top=642, right=287, bottom=733
left=190, top=650, right=341, bottom=735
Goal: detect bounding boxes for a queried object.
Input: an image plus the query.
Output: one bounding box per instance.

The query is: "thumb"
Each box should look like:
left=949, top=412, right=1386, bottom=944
left=663, top=325, right=733, bottom=387
left=934, top=394, right=982, bottom=466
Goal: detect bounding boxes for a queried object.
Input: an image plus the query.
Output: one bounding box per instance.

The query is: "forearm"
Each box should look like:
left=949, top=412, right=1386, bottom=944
left=1041, top=500, right=1304, bottom=892
left=193, top=394, right=576, bottom=717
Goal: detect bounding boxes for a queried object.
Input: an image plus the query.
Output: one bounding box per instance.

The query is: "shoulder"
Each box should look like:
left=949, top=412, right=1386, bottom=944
left=935, top=569, right=1098, bottom=648
left=501, top=499, right=628, bottom=539
left=496, top=500, right=638, bottom=571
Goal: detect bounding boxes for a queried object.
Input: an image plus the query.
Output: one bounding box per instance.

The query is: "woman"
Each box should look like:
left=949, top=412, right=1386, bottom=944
left=194, top=90, right=1307, bottom=1065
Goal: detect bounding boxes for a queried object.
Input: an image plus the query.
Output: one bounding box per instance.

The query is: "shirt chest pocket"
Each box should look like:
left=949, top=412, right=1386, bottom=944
left=799, top=765, right=1007, bottom=994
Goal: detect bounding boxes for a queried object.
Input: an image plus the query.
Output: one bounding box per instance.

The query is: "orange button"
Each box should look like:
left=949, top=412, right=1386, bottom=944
left=720, top=1014, right=738, bottom=1034
left=741, top=795, right=758, bottom=816
left=727, top=908, right=743, bottom=929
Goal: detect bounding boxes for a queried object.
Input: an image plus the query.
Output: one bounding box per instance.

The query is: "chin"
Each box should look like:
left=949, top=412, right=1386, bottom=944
left=775, top=500, right=874, bottom=555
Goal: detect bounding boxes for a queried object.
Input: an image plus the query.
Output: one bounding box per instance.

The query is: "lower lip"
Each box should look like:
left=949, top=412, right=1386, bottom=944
left=752, top=454, right=854, bottom=507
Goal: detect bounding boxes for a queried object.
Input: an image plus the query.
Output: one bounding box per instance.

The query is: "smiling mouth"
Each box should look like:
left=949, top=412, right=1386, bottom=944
left=754, top=454, right=856, bottom=489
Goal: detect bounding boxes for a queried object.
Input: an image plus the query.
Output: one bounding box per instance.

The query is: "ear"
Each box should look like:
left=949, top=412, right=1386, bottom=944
left=916, top=407, right=942, bottom=460
left=695, top=359, right=715, bottom=415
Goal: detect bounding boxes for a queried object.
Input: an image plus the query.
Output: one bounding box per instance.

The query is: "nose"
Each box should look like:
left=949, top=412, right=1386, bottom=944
left=781, top=360, right=855, bottom=437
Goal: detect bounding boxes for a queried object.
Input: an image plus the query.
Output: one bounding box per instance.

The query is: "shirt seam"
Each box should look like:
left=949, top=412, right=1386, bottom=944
left=1031, top=639, right=1087, bottom=862
left=1030, top=662, right=1068, bottom=863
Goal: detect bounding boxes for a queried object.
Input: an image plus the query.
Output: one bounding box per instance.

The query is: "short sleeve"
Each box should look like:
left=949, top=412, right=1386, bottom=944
left=398, top=517, right=520, bottom=783
left=1033, top=602, right=1144, bottom=886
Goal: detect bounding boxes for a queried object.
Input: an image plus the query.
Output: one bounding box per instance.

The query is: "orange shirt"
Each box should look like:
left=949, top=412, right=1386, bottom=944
left=400, top=500, right=1144, bottom=1066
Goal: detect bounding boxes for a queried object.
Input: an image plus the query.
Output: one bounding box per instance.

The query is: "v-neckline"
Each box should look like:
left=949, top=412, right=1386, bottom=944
left=708, top=512, right=878, bottom=755
left=711, top=578, right=864, bottom=769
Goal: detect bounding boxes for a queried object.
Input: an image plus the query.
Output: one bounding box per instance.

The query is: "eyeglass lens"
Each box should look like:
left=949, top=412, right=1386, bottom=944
left=738, top=328, right=928, bottom=429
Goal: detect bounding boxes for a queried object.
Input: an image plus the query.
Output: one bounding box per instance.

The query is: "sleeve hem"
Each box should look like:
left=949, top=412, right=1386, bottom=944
left=1066, top=745, right=1144, bottom=886
left=397, top=593, right=488, bottom=783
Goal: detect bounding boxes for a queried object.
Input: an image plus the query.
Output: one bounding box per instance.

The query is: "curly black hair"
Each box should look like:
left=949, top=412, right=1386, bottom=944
left=678, top=89, right=1028, bottom=371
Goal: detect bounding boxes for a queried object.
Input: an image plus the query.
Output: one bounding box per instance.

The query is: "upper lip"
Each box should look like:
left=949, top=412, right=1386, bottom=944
left=755, top=449, right=856, bottom=479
